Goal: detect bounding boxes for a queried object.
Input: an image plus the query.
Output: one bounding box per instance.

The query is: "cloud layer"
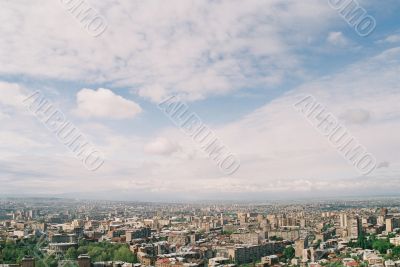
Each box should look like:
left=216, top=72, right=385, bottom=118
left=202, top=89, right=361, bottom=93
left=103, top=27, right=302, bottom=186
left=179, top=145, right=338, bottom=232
left=0, top=0, right=399, bottom=200
left=74, top=88, right=142, bottom=119
left=0, top=0, right=338, bottom=101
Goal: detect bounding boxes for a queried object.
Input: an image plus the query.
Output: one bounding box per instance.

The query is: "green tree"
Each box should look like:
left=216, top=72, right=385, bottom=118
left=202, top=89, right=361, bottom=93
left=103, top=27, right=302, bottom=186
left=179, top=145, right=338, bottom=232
left=77, top=246, right=88, bottom=255
left=36, top=254, right=58, bottom=267
left=113, top=247, right=135, bottom=263
left=283, top=246, right=295, bottom=260
left=372, top=239, right=392, bottom=254
left=65, top=247, right=78, bottom=260
left=222, top=230, right=234, bottom=235
left=388, top=233, right=396, bottom=238
left=392, top=246, right=400, bottom=259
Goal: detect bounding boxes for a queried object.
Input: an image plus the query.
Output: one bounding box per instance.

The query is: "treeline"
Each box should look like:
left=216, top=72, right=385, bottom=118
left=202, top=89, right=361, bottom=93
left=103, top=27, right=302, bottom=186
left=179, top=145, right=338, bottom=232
left=348, top=233, right=400, bottom=259
left=1, top=238, right=46, bottom=264
left=1, top=238, right=137, bottom=266
left=66, top=240, right=137, bottom=263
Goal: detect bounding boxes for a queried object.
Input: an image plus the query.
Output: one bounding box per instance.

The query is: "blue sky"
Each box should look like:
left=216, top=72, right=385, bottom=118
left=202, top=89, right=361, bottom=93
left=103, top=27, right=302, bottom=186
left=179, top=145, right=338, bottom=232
left=0, top=0, right=400, bottom=201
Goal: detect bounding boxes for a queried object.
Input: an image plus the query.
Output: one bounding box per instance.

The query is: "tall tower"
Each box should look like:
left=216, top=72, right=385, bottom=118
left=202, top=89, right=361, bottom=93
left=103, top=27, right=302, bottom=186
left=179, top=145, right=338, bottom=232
left=348, top=217, right=361, bottom=239
left=295, top=239, right=308, bottom=258
left=386, top=218, right=394, bottom=233
left=340, top=213, right=348, bottom=228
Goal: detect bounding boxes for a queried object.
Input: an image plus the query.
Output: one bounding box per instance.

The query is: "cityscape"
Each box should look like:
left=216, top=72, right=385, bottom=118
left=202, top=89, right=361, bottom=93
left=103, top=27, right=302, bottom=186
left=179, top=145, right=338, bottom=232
left=2, top=198, right=400, bottom=267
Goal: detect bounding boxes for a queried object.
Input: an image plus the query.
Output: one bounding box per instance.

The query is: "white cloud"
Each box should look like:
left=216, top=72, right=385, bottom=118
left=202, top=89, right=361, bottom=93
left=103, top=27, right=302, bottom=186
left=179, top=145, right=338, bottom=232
left=326, top=31, right=348, bottom=46
left=144, top=137, right=180, bottom=156
left=0, top=0, right=336, bottom=101
left=0, top=1, right=399, bottom=200
left=123, top=46, right=400, bottom=196
left=380, top=34, right=400, bottom=44
left=0, top=82, right=28, bottom=109
left=377, top=161, right=390, bottom=169
left=1, top=46, right=400, bottom=199
left=136, top=84, right=167, bottom=102
left=0, top=131, right=44, bottom=150
left=0, top=111, right=10, bottom=120
left=339, top=108, right=371, bottom=124
left=74, top=88, right=142, bottom=119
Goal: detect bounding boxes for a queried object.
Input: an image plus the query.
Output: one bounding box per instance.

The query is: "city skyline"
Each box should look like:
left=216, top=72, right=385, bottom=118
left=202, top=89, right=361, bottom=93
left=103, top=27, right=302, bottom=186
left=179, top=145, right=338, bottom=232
left=2, top=196, right=400, bottom=267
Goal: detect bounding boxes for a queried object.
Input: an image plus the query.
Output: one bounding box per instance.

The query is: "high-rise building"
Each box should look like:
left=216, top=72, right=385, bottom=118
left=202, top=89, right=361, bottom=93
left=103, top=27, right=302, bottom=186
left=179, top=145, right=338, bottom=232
left=378, top=215, right=386, bottom=225
left=126, top=227, right=151, bottom=242
left=348, top=217, right=361, bottom=239
left=295, top=239, right=308, bottom=258
left=227, top=242, right=285, bottom=264
left=339, top=213, right=348, bottom=228
left=386, top=218, right=394, bottom=233
left=237, top=212, right=247, bottom=224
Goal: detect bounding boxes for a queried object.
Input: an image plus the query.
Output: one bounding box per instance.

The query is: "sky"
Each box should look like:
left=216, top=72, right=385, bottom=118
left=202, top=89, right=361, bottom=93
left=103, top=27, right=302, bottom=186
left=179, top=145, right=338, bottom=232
left=0, top=0, right=400, bottom=201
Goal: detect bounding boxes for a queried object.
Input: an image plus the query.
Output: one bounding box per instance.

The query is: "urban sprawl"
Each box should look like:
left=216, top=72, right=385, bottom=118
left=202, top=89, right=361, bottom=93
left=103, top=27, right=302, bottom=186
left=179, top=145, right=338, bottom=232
left=2, top=198, right=400, bottom=267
